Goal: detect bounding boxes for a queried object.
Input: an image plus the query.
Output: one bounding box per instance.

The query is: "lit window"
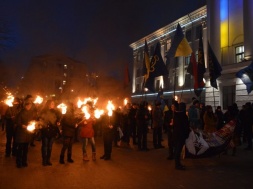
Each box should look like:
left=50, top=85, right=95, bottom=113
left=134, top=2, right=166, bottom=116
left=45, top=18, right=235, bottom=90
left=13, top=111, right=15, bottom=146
left=63, top=80, right=66, bottom=85
left=235, top=46, right=244, bottom=63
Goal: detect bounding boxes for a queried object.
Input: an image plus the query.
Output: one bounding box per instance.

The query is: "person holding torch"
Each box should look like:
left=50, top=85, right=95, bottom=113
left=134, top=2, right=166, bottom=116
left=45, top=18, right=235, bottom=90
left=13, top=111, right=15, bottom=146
left=59, top=102, right=78, bottom=164
left=15, top=100, right=38, bottom=168
left=39, top=99, right=61, bottom=166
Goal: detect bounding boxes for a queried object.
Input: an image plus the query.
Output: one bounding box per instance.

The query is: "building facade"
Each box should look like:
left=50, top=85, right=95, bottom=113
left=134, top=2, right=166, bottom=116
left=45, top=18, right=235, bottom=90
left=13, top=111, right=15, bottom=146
left=130, top=0, right=253, bottom=110
left=17, top=54, right=89, bottom=100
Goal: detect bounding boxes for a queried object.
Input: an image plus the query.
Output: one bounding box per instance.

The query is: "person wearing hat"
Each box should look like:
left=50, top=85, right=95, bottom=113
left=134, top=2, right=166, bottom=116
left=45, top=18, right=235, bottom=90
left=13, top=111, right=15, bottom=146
left=5, top=97, right=22, bottom=157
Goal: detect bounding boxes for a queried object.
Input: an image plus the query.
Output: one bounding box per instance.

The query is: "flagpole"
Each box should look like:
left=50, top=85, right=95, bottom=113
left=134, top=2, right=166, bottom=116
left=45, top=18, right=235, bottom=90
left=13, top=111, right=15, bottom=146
left=180, top=59, right=186, bottom=101
left=212, top=87, right=216, bottom=109
left=173, top=58, right=177, bottom=99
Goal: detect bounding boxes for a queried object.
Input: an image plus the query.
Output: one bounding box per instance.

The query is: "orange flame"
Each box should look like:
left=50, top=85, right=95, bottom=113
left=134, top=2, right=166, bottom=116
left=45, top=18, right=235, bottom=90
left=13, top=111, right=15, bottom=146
left=124, top=98, right=128, bottom=106
left=57, top=103, right=67, bottom=114
left=4, top=93, right=14, bottom=107
left=34, top=95, right=43, bottom=104
left=77, top=97, right=98, bottom=108
left=106, top=100, right=115, bottom=117
left=81, top=105, right=90, bottom=119
left=94, top=109, right=104, bottom=119
left=27, top=121, right=36, bottom=132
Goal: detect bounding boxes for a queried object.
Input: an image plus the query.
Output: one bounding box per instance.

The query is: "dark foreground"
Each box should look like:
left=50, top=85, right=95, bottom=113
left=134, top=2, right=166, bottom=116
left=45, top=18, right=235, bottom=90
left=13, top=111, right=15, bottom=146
left=0, top=130, right=252, bottom=189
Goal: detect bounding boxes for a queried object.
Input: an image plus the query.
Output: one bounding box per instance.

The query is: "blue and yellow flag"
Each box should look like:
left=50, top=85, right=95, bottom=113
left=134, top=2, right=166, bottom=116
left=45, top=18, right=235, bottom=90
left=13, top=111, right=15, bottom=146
left=145, top=42, right=168, bottom=92
left=208, top=42, right=222, bottom=89
left=166, top=23, right=192, bottom=58
left=236, top=61, right=253, bottom=94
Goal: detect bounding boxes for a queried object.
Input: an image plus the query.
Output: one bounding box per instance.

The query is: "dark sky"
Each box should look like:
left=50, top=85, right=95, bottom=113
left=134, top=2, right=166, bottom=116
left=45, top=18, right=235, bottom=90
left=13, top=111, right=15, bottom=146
left=0, top=0, right=206, bottom=82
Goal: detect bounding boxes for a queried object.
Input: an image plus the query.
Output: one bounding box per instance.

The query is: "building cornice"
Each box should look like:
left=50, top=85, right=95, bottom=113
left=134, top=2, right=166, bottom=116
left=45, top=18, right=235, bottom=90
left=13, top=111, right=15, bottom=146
left=129, top=5, right=207, bottom=51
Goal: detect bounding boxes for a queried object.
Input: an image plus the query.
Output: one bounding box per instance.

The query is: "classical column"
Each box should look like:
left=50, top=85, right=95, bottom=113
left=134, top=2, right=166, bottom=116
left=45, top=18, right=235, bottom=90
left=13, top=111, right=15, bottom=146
left=207, top=0, right=221, bottom=63
left=243, top=0, right=253, bottom=60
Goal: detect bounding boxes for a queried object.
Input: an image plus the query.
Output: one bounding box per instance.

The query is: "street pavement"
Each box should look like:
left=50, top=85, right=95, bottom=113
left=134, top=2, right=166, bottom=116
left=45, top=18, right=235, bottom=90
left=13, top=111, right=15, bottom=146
left=0, top=129, right=253, bottom=189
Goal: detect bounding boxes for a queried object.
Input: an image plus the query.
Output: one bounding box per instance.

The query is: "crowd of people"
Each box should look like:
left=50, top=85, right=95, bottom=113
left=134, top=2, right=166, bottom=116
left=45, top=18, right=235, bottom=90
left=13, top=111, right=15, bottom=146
left=0, top=95, right=252, bottom=171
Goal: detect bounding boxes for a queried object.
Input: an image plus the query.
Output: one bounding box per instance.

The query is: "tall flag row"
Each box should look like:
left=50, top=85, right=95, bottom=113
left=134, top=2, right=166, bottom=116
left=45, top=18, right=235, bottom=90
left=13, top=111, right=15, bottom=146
left=142, top=23, right=223, bottom=94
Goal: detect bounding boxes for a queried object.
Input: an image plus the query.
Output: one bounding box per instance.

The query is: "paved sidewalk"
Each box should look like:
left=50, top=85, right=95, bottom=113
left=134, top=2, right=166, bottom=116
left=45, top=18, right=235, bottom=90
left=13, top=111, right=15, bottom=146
left=0, top=130, right=253, bottom=189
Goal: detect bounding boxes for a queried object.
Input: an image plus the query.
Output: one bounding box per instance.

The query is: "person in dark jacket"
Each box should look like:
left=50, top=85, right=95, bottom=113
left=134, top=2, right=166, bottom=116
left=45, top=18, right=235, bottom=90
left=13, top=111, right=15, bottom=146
left=59, top=102, right=77, bottom=164
left=164, top=103, right=176, bottom=159
left=15, top=101, right=38, bottom=168
left=100, top=108, right=120, bottom=160
left=128, top=103, right=138, bottom=145
left=136, top=101, right=150, bottom=151
left=5, top=97, right=22, bottom=157
left=173, top=102, right=189, bottom=170
left=215, top=106, right=224, bottom=130
left=152, top=101, right=164, bottom=149
left=39, top=99, right=61, bottom=166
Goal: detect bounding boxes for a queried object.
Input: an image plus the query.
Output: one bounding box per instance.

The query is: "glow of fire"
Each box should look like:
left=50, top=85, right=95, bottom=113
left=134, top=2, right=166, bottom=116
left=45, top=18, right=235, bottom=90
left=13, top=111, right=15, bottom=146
left=77, top=97, right=98, bottom=108
left=27, top=121, right=36, bottom=132
left=4, top=93, right=14, bottom=107
left=94, top=109, right=104, bottom=119
left=124, top=98, right=128, bottom=106
left=174, top=95, right=178, bottom=101
left=57, top=103, right=67, bottom=114
left=81, top=105, right=90, bottom=119
left=34, top=95, right=43, bottom=104
left=107, top=100, right=115, bottom=117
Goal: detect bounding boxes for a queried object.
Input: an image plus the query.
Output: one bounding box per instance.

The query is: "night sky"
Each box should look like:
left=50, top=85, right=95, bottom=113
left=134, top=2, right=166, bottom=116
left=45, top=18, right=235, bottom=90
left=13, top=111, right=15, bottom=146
left=0, top=0, right=206, bottom=84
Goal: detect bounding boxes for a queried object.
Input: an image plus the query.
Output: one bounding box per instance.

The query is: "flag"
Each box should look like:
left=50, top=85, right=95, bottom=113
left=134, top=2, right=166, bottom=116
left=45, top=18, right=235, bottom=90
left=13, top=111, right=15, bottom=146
left=187, top=30, right=205, bottom=97
left=187, top=52, right=202, bottom=97
left=197, top=30, right=206, bottom=88
left=236, top=61, right=253, bottom=94
left=124, top=64, right=130, bottom=88
left=166, top=23, right=192, bottom=58
left=143, top=39, right=150, bottom=81
left=208, top=42, right=222, bottom=89
left=144, top=42, right=168, bottom=92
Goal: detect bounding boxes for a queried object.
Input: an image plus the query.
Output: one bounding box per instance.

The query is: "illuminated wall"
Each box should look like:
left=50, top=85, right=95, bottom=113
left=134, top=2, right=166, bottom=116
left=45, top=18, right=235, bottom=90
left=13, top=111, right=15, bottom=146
left=220, top=0, right=228, bottom=48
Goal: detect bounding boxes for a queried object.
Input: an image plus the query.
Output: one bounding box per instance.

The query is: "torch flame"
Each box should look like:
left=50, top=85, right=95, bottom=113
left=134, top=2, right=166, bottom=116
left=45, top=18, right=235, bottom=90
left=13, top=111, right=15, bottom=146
left=57, top=103, right=67, bottom=114
left=124, top=98, right=128, bottom=106
left=94, top=109, right=104, bottom=119
left=27, top=121, right=36, bottom=132
left=107, top=100, right=115, bottom=117
left=77, top=97, right=98, bottom=108
left=4, top=93, right=14, bottom=107
left=34, top=95, right=43, bottom=104
left=81, top=105, right=90, bottom=119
